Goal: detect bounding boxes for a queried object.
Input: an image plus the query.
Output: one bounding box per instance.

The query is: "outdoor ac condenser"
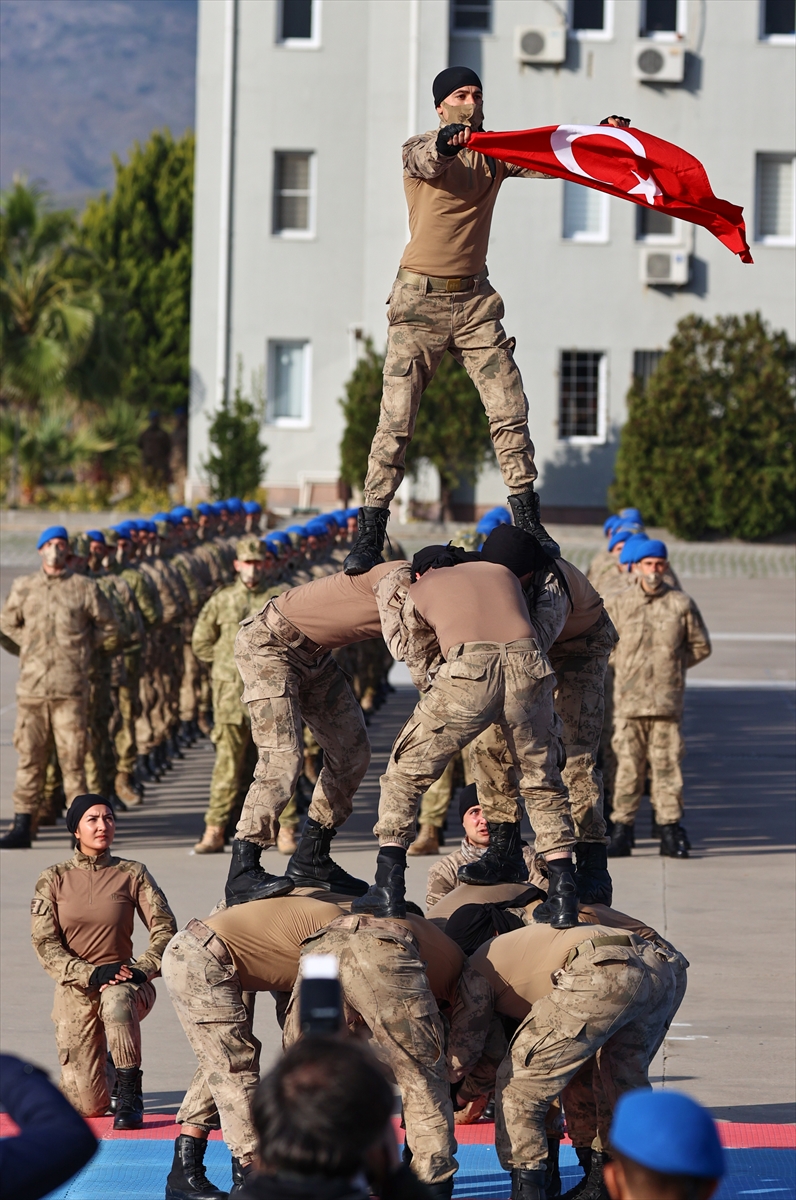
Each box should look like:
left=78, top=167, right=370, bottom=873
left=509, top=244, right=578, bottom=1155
left=633, top=41, right=685, bottom=83
left=640, top=248, right=690, bottom=286
left=515, top=27, right=567, bottom=65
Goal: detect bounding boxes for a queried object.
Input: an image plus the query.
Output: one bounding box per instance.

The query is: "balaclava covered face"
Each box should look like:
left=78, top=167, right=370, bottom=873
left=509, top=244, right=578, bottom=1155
left=41, top=540, right=68, bottom=570
left=439, top=99, right=484, bottom=130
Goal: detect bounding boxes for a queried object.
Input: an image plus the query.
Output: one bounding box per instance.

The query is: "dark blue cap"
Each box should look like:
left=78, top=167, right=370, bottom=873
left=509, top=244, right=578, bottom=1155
left=37, top=525, right=69, bottom=549
left=610, top=1090, right=724, bottom=1179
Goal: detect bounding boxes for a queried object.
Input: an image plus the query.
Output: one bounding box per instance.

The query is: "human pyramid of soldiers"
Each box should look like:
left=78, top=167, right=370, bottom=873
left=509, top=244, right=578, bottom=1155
left=1, top=64, right=719, bottom=1200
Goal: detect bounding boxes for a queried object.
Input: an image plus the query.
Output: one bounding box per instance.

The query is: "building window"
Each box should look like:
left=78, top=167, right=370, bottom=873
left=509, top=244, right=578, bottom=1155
left=273, top=152, right=315, bottom=237
left=278, top=0, right=320, bottom=46
left=760, top=0, right=796, bottom=39
left=633, top=350, right=664, bottom=391
left=562, top=181, right=609, bottom=242
left=640, top=0, right=687, bottom=37
left=451, top=0, right=492, bottom=33
left=559, top=351, right=607, bottom=441
left=636, top=207, right=677, bottom=241
left=756, top=154, right=795, bottom=244
left=569, top=0, right=614, bottom=38
left=268, top=341, right=311, bottom=425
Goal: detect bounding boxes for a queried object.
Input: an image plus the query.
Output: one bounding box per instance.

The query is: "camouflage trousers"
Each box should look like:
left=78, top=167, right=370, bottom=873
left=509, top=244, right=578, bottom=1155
left=611, top=716, right=684, bottom=826
left=52, top=979, right=156, bottom=1116
left=599, top=665, right=617, bottom=809
left=376, top=641, right=575, bottom=856
left=85, top=671, right=116, bottom=796
left=12, top=696, right=88, bottom=814
left=563, top=938, right=688, bottom=1150
left=162, top=926, right=260, bottom=1164
left=284, top=918, right=458, bottom=1185
left=180, top=633, right=201, bottom=723
left=419, top=751, right=473, bottom=828
left=235, top=611, right=371, bottom=847
left=115, top=674, right=142, bottom=776
left=496, top=937, right=673, bottom=1171
left=136, top=650, right=158, bottom=755
left=205, top=720, right=257, bottom=829
left=363, top=278, right=537, bottom=508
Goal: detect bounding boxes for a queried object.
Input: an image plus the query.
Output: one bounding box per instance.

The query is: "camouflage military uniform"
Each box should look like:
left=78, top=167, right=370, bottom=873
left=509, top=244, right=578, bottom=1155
left=284, top=916, right=459, bottom=1185
left=84, top=574, right=134, bottom=796
left=605, top=580, right=711, bottom=827
left=426, top=840, right=543, bottom=910
left=494, top=935, right=675, bottom=1172
left=31, top=849, right=176, bottom=1116
left=233, top=602, right=371, bottom=848
left=0, top=569, right=120, bottom=813
left=192, top=572, right=270, bottom=832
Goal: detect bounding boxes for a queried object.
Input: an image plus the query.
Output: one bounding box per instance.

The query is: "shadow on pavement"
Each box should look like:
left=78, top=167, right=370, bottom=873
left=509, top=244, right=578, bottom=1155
left=709, top=1102, right=796, bottom=1125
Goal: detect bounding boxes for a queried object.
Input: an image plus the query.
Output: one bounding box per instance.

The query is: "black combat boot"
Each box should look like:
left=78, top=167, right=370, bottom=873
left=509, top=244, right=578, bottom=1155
left=0, top=814, right=32, bottom=849
left=607, top=822, right=633, bottom=858
left=167, top=734, right=185, bottom=761
left=136, top=753, right=155, bottom=783
left=165, top=1134, right=229, bottom=1199
left=511, top=1167, right=548, bottom=1200
left=561, top=1149, right=609, bottom=1199
left=225, top=839, right=295, bottom=906
left=546, top=1137, right=562, bottom=1199
left=113, top=1066, right=144, bottom=1130
left=457, top=821, right=530, bottom=886
left=351, top=847, right=407, bottom=917
left=659, top=822, right=690, bottom=859
left=146, top=749, right=163, bottom=780
left=423, top=1181, right=455, bottom=1200
left=532, top=858, right=579, bottom=929
left=343, top=506, right=390, bottom=575
left=507, top=490, right=560, bottom=559
left=229, top=1157, right=253, bottom=1196
left=285, top=818, right=369, bottom=895
left=574, top=843, right=613, bottom=906
left=178, top=720, right=195, bottom=748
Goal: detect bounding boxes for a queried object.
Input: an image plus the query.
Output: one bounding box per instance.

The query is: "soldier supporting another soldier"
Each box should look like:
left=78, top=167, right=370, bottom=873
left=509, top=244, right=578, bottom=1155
left=31, top=795, right=176, bottom=1129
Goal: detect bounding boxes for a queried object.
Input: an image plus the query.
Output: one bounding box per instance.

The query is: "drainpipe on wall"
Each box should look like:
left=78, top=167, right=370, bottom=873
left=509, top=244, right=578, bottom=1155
left=216, top=0, right=239, bottom=409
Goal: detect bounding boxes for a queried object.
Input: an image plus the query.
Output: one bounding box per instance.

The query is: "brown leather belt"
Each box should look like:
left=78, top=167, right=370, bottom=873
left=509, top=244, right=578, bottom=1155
left=265, top=601, right=325, bottom=656
left=185, top=917, right=234, bottom=967
left=396, top=265, right=488, bottom=292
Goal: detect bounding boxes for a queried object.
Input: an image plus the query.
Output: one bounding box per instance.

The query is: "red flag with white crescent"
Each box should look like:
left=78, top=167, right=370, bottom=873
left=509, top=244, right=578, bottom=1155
left=468, top=124, right=753, bottom=263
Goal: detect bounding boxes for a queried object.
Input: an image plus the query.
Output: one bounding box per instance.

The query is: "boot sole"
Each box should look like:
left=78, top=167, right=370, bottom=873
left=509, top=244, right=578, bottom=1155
left=225, top=877, right=295, bottom=905
left=284, top=870, right=369, bottom=896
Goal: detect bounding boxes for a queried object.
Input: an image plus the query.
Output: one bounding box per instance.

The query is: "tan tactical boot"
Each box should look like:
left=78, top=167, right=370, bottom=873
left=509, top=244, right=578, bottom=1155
left=277, top=825, right=298, bottom=855
left=194, top=825, right=225, bottom=854
left=407, top=824, right=440, bottom=856
left=115, top=772, right=143, bottom=808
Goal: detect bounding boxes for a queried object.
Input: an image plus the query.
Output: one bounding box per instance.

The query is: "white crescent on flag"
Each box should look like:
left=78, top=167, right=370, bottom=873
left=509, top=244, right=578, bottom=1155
left=550, top=124, right=663, bottom=205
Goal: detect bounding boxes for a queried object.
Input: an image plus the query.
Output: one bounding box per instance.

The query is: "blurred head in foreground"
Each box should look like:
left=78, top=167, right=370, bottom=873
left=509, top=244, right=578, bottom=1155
left=605, top=1090, right=724, bottom=1200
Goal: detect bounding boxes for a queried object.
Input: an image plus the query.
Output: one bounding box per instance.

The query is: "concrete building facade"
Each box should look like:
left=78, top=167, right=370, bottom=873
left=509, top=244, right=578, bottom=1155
left=188, top=0, right=795, bottom=518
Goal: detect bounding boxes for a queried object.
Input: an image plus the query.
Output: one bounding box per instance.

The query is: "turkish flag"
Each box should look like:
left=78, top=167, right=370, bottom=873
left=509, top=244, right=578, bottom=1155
left=469, top=124, right=753, bottom=263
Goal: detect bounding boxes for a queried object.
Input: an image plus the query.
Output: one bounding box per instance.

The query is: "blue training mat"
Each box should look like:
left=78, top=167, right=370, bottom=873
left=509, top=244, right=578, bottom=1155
left=41, top=1140, right=796, bottom=1199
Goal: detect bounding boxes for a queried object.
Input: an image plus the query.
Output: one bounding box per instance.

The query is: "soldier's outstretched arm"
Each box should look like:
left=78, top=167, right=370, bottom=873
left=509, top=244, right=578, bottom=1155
left=402, top=130, right=461, bottom=180
left=30, top=871, right=95, bottom=988
left=131, top=866, right=178, bottom=979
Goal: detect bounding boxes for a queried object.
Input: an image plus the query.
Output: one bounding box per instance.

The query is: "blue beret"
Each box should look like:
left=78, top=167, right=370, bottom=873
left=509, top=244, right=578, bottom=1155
left=476, top=512, right=509, bottom=535
left=619, top=507, right=644, bottom=525
left=286, top=525, right=308, bottom=536
left=610, top=1090, right=724, bottom=1179
left=330, top=510, right=348, bottom=524
left=111, top=522, right=134, bottom=539
left=85, top=530, right=105, bottom=544
left=196, top=502, right=213, bottom=516
left=225, top=497, right=244, bottom=514
left=212, top=501, right=229, bottom=514
left=603, top=514, right=623, bottom=536
left=151, top=512, right=174, bottom=525
left=141, top=520, right=157, bottom=535
left=619, top=535, right=665, bottom=565
left=243, top=500, right=262, bottom=515
left=608, top=526, right=635, bottom=552
left=271, top=531, right=292, bottom=546
left=37, top=525, right=69, bottom=549
left=344, top=508, right=360, bottom=520
left=264, top=537, right=282, bottom=554
left=171, top=505, right=192, bottom=520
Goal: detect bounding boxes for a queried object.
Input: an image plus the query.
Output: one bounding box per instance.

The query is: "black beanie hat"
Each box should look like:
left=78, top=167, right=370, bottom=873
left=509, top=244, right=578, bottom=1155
left=480, top=524, right=549, bottom=577
left=432, top=66, right=483, bottom=108
left=66, top=794, right=113, bottom=836
left=458, top=783, right=480, bottom=824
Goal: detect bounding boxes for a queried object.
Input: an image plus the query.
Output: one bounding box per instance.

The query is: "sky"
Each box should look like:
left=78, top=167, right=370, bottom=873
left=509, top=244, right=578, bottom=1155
left=0, top=0, right=197, bottom=206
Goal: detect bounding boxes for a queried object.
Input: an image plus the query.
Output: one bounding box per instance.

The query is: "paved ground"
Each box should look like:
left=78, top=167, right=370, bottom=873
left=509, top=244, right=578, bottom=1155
left=1, top=565, right=794, bottom=1127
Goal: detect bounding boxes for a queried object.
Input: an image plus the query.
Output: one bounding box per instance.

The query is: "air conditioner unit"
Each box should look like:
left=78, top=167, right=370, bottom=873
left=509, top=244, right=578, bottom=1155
left=515, top=26, right=566, bottom=65
left=640, top=248, right=690, bottom=286
left=633, top=41, right=685, bottom=82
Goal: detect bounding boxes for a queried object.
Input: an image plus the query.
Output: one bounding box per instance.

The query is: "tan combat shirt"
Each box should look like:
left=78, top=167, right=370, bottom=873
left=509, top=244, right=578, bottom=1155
left=0, top=568, right=120, bottom=699
left=400, top=129, right=548, bottom=278
left=606, top=579, right=711, bottom=719
left=205, top=896, right=343, bottom=992
left=409, top=561, right=534, bottom=659
left=31, top=850, right=177, bottom=988
left=274, top=561, right=409, bottom=649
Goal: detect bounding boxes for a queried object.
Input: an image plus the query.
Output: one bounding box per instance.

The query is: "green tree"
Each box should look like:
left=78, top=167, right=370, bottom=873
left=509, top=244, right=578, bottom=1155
left=203, top=363, right=267, bottom=500
left=339, top=341, right=494, bottom=517
left=77, top=129, right=194, bottom=412
left=610, top=313, right=796, bottom=541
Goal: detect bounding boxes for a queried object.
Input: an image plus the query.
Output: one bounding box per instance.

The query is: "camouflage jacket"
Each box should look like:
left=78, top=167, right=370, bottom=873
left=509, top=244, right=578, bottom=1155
left=606, top=579, right=711, bottom=719
left=109, top=562, right=162, bottom=629
left=139, top=558, right=184, bottom=626
left=0, top=569, right=120, bottom=698
left=426, top=840, right=543, bottom=911
left=373, top=564, right=444, bottom=692
left=192, top=577, right=270, bottom=723
left=31, top=849, right=177, bottom=988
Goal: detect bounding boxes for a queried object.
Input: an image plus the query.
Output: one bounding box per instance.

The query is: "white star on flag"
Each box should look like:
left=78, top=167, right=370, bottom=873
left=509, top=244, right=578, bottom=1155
left=628, top=170, right=663, bottom=204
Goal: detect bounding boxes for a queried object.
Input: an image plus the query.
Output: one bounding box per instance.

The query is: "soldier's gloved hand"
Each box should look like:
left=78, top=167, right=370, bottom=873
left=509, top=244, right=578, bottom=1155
left=600, top=115, right=631, bottom=127
left=436, top=123, right=468, bottom=156
left=89, top=963, right=147, bottom=988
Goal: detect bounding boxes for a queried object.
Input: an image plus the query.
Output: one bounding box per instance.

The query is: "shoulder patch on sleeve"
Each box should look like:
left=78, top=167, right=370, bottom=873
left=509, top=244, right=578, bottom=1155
left=31, top=897, right=49, bottom=915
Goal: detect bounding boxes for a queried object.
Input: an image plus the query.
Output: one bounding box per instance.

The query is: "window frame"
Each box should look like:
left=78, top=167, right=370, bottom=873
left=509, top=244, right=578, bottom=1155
left=557, top=350, right=608, bottom=445
left=272, top=150, right=317, bottom=240
left=755, top=152, right=796, bottom=245
left=635, top=209, right=684, bottom=245
left=638, top=0, right=688, bottom=40
left=266, top=339, right=313, bottom=428
left=276, top=0, right=322, bottom=49
left=562, top=181, right=611, bottom=244
left=568, top=0, right=615, bottom=41
left=758, top=0, right=796, bottom=43
left=450, top=0, right=493, bottom=36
